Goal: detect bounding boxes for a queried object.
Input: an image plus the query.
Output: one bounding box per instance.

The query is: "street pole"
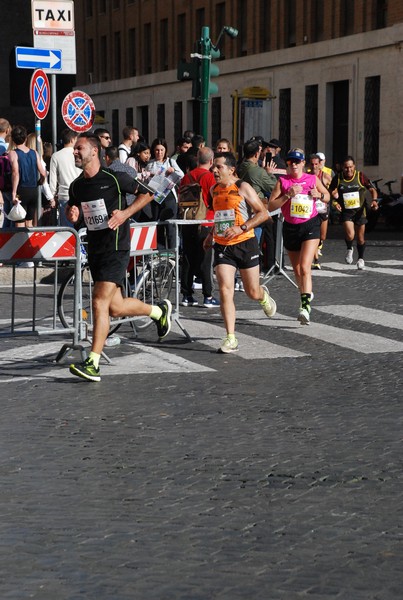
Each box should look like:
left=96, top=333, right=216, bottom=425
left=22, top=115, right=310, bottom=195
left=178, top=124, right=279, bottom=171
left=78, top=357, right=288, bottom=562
left=199, top=26, right=211, bottom=142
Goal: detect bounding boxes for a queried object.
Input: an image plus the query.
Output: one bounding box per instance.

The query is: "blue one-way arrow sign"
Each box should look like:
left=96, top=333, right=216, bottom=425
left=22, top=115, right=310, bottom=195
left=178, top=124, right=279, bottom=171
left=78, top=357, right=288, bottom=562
left=15, top=46, right=62, bottom=71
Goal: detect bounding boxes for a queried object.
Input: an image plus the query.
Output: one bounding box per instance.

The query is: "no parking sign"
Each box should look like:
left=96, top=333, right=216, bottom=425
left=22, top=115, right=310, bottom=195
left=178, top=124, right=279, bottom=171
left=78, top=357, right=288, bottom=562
left=30, top=69, right=50, bottom=120
left=61, top=90, right=95, bottom=132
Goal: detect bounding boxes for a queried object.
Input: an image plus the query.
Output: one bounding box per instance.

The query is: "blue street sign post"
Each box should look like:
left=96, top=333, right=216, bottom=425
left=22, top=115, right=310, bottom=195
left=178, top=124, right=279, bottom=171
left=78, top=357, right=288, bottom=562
left=15, top=46, right=62, bottom=71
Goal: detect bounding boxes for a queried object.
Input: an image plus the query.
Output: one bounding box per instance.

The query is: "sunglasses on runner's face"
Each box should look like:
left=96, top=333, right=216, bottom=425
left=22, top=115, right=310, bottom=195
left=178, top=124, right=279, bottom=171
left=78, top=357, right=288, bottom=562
left=100, top=135, right=111, bottom=140
left=287, top=158, right=302, bottom=165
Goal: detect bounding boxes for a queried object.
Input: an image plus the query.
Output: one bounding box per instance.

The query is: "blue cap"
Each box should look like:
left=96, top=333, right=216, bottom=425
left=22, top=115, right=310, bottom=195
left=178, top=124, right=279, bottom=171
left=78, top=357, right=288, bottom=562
left=286, top=150, right=305, bottom=161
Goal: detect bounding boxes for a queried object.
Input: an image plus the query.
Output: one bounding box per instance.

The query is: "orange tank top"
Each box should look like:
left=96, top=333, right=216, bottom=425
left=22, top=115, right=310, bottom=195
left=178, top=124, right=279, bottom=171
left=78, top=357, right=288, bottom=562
left=212, top=181, right=254, bottom=246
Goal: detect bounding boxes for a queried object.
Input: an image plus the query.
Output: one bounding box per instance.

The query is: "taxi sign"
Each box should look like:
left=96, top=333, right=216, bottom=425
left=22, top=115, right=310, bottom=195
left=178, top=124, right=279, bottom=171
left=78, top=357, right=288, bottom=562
left=30, top=69, right=50, bottom=120
left=61, top=90, right=95, bottom=132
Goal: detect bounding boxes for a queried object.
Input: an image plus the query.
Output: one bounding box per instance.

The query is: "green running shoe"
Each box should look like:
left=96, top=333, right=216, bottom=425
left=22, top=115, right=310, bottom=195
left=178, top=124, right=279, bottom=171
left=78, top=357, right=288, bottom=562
left=69, top=357, right=101, bottom=382
left=156, top=299, right=172, bottom=339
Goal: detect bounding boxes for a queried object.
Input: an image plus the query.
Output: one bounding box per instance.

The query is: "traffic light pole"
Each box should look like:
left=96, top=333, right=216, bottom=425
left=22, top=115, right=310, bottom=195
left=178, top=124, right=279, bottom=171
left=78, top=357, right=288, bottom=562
left=200, top=26, right=211, bottom=142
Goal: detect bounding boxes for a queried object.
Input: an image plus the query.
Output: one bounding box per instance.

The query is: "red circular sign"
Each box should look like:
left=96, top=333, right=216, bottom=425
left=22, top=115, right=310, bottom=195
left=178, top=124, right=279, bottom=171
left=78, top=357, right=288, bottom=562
left=61, top=91, right=96, bottom=132
left=30, top=69, right=50, bottom=120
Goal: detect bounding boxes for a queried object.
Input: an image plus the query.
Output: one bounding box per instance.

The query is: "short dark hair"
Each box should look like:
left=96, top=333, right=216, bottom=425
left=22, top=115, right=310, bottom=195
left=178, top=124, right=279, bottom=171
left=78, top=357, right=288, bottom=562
left=11, top=125, right=28, bottom=146
left=343, top=155, right=355, bottom=164
left=77, top=132, right=101, bottom=156
left=243, top=140, right=261, bottom=159
left=61, top=128, right=77, bottom=146
left=105, top=145, right=119, bottom=161
left=122, top=125, right=135, bottom=140
left=94, top=128, right=110, bottom=138
left=191, top=134, right=205, bottom=149
left=214, top=151, right=237, bottom=169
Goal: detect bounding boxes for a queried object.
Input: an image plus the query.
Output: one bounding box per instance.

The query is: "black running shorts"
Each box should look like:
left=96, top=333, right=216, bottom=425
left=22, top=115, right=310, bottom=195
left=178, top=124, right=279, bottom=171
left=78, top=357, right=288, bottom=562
left=88, top=250, right=130, bottom=287
left=213, top=237, right=260, bottom=269
left=283, top=215, right=321, bottom=252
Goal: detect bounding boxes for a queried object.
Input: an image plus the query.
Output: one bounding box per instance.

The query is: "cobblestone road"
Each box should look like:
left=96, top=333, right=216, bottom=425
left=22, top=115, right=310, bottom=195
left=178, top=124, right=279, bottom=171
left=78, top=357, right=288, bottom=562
left=0, top=226, right=402, bottom=599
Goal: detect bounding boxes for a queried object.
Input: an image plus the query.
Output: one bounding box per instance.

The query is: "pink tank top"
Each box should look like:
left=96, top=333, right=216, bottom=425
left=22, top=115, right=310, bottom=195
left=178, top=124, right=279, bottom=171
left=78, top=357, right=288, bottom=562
left=279, top=173, right=318, bottom=224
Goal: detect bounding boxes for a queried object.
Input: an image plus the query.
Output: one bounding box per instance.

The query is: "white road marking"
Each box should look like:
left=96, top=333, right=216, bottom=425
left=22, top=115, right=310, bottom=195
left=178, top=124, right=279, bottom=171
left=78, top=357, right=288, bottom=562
left=180, top=317, right=307, bottom=358
left=323, top=262, right=403, bottom=276
left=315, top=305, right=403, bottom=330
left=237, top=310, right=403, bottom=354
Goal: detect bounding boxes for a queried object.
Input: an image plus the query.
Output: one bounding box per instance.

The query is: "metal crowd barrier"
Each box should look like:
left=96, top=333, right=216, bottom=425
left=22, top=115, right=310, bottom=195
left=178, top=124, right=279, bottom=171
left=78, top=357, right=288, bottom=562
left=0, top=226, right=82, bottom=355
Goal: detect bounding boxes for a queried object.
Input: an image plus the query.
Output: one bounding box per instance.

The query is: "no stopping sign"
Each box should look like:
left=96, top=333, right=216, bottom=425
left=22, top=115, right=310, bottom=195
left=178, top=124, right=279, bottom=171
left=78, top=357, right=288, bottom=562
left=61, top=90, right=95, bottom=132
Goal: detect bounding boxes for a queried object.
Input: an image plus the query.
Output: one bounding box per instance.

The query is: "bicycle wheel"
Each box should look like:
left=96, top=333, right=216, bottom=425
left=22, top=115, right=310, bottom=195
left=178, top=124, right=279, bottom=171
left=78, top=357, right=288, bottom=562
left=57, top=266, right=121, bottom=335
left=130, top=256, right=175, bottom=331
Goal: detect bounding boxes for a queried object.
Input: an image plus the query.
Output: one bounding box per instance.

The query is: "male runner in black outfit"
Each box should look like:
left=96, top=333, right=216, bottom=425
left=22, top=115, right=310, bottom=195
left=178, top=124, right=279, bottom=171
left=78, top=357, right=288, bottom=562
left=66, top=132, right=172, bottom=382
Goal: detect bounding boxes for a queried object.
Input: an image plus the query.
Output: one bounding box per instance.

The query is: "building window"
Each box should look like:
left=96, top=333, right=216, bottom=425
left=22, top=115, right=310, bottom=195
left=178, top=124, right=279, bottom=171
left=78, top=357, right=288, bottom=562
left=126, top=108, right=133, bottom=126
left=364, top=76, right=380, bottom=166
left=174, top=102, right=183, bottom=145
left=99, top=0, right=106, bottom=13
left=138, top=106, right=149, bottom=143
left=157, top=104, right=165, bottom=138
left=373, top=0, right=387, bottom=29
left=128, top=28, right=136, bottom=76
left=237, top=0, right=248, bottom=56
left=259, top=1, right=271, bottom=52
left=160, top=19, right=168, bottom=71
left=112, top=109, right=119, bottom=146
left=216, top=3, right=226, bottom=37
left=86, top=0, right=93, bottom=18
left=305, top=85, right=318, bottom=158
left=285, top=0, right=297, bottom=47
left=279, top=88, right=291, bottom=155
left=143, top=23, right=152, bottom=75
left=114, top=32, right=121, bottom=79
left=340, top=0, right=355, bottom=36
left=87, top=39, right=94, bottom=83
left=311, top=0, right=324, bottom=42
left=100, top=36, right=107, bottom=82
left=113, top=0, right=120, bottom=9
left=211, top=97, right=222, bottom=145
left=196, top=8, right=205, bottom=35
left=177, top=14, right=186, bottom=61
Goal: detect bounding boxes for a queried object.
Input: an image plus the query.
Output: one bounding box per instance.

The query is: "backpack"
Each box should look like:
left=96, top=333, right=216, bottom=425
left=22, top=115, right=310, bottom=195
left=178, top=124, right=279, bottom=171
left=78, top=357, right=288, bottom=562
left=178, top=171, right=210, bottom=220
left=0, top=153, right=12, bottom=192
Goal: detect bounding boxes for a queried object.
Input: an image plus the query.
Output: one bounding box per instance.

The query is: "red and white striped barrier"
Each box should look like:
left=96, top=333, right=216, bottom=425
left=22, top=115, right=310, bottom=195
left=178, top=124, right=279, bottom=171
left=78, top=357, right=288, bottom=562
left=130, top=224, right=157, bottom=253
left=0, top=230, right=77, bottom=261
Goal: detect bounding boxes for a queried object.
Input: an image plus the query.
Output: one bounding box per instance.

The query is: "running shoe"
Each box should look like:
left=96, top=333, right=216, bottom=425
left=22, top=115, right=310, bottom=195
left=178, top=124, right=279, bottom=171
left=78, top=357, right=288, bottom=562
left=317, top=242, right=323, bottom=256
left=260, top=285, right=277, bottom=318
left=357, top=258, right=365, bottom=270
left=203, top=296, right=220, bottom=307
left=312, top=260, right=321, bottom=270
left=218, top=336, right=239, bottom=354
left=69, top=357, right=101, bottom=382
left=156, top=299, right=172, bottom=339
left=181, top=295, right=199, bottom=307
left=298, top=307, right=311, bottom=325
left=345, top=249, right=354, bottom=264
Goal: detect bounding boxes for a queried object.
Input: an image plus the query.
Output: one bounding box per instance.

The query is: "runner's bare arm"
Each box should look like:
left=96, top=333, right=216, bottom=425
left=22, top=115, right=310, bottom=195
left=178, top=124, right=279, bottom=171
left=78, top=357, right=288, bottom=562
left=108, top=192, right=154, bottom=230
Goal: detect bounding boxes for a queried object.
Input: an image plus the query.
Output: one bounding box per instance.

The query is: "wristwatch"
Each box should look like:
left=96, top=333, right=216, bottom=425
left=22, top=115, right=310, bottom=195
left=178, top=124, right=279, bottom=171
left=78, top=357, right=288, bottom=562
left=240, top=223, right=248, bottom=232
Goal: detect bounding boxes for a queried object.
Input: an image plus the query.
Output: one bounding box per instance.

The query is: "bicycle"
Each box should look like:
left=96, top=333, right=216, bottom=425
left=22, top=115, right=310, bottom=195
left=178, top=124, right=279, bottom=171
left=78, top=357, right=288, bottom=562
left=57, top=229, right=175, bottom=334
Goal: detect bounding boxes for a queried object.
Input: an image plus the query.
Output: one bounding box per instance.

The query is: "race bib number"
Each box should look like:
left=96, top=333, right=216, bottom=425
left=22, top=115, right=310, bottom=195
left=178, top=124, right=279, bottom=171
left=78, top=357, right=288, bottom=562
left=290, top=194, right=313, bottom=219
left=343, top=191, right=360, bottom=209
left=81, top=199, right=109, bottom=231
left=214, top=209, right=235, bottom=237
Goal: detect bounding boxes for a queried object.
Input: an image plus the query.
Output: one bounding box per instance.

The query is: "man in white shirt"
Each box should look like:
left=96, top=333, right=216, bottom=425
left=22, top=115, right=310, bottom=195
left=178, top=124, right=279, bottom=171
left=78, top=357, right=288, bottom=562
left=49, top=128, right=82, bottom=226
left=118, top=126, right=139, bottom=163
